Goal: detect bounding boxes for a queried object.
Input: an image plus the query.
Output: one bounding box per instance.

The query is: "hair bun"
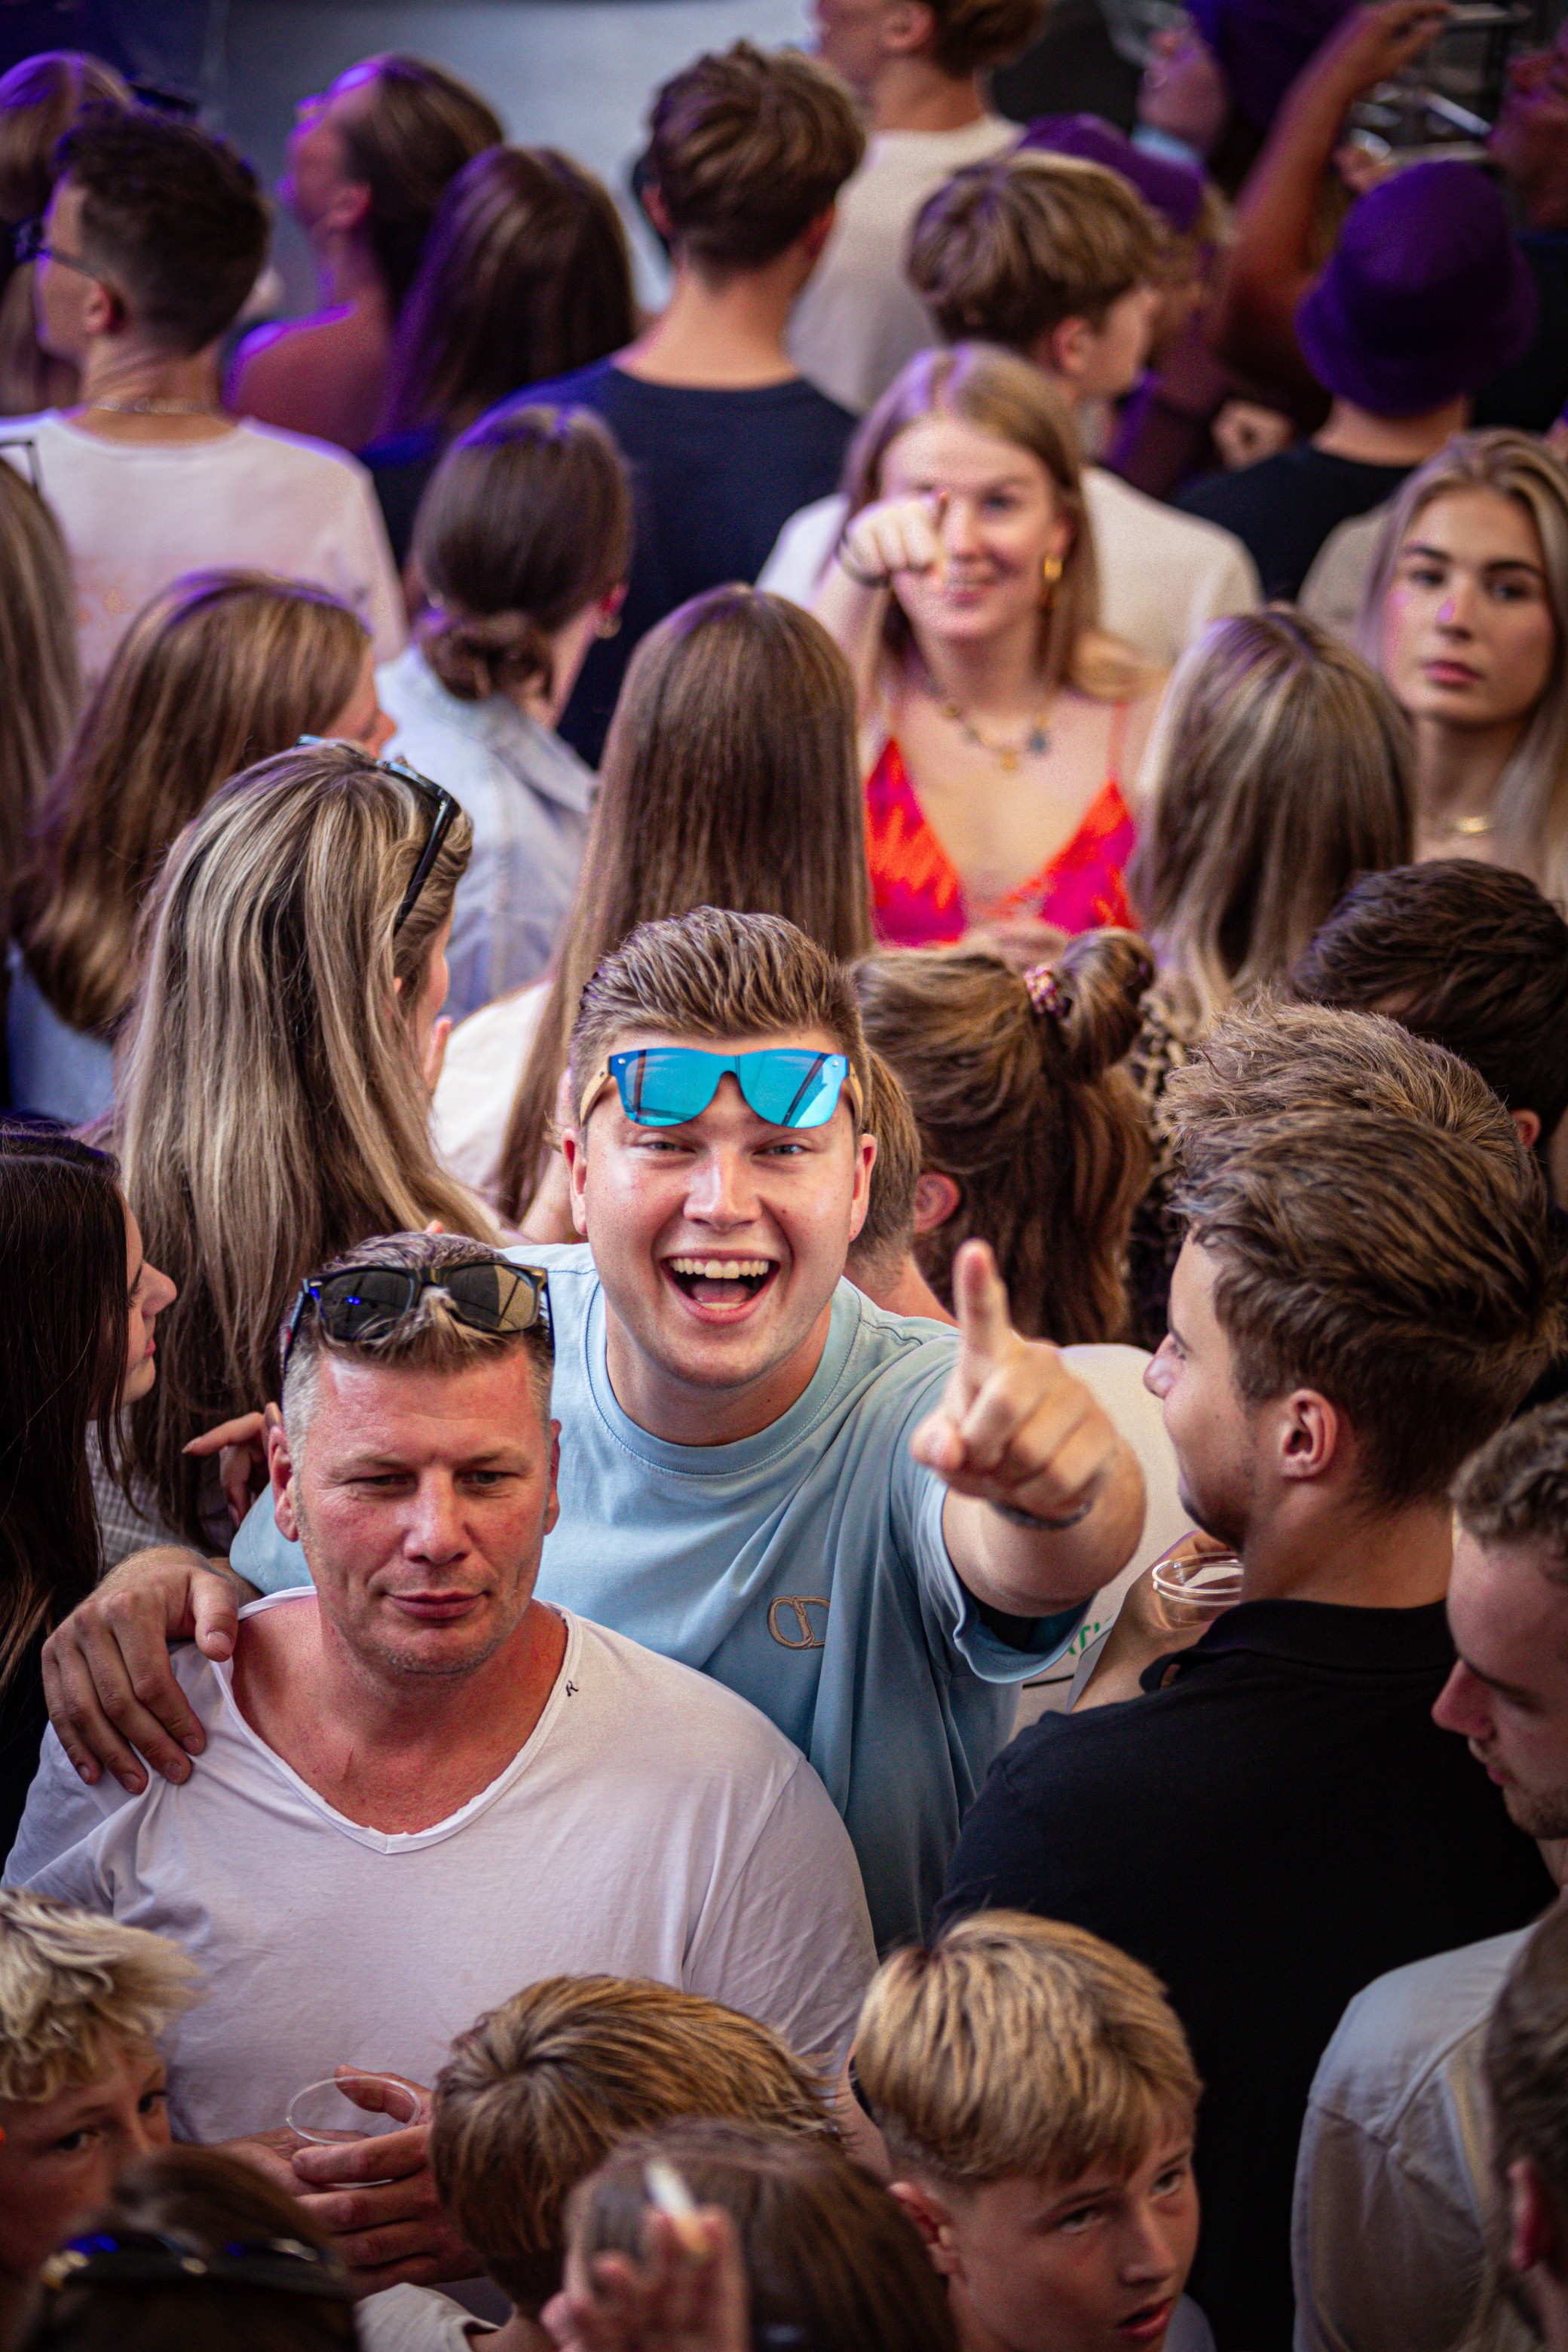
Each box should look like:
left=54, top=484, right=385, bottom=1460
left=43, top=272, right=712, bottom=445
left=415, top=605, right=553, bottom=705
left=1039, top=928, right=1153, bottom=1081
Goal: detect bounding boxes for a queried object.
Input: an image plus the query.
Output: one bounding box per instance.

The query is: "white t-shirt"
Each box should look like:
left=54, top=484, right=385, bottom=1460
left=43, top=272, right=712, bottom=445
left=432, top=980, right=549, bottom=1202
left=359, top=2286, right=495, bottom=2350
left=2, top=412, right=406, bottom=681
left=6, top=1597, right=876, bottom=2131
left=758, top=473, right=1259, bottom=669
left=787, top=118, right=1019, bottom=415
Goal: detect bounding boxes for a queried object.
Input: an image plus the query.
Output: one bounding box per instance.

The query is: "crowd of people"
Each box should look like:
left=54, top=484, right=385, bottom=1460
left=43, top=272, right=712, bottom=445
left=0, top=5, right=1566, bottom=2349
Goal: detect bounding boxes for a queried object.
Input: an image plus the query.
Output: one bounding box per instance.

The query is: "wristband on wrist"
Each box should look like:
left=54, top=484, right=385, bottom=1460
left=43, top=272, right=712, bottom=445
left=988, top=1492, right=1097, bottom=1534
left=836, top=526, right=890, bottom=591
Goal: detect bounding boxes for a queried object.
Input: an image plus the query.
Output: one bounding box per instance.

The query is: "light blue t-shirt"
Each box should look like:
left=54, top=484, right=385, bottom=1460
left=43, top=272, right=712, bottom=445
left=234, top=1245, right=1085, bottom=1950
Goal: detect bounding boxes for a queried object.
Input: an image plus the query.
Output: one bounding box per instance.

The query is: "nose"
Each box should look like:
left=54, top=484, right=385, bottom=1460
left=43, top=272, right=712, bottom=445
left=147, top=1262, right=178, bottom=1315
left=406, top=1472, right=466, bottom=1564
left=1117, top=2201, right=1180, bottom=2287
left=1432, top=1658, right=1489, bottom=1738
left=1436, top=580, right=1477, bottom=633
left=1144, top=1339, right=1174, bottom=1398
left=684, top=1144, right=761, bottom=1227
left=942, top=496, right=982, bottom=557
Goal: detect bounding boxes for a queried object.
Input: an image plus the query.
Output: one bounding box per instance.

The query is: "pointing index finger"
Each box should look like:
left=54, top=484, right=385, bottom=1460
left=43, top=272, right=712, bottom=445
left=952, top=1240, right=1016, bottom=1378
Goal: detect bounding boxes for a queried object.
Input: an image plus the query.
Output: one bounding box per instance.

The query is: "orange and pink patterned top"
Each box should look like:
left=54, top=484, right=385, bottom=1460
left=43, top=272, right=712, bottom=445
left=864, top=709, right=1136, bottom=947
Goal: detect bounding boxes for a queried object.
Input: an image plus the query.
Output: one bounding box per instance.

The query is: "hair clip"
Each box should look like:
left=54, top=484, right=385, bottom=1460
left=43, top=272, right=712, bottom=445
left=1023, top=964, right=1061, bottom=1018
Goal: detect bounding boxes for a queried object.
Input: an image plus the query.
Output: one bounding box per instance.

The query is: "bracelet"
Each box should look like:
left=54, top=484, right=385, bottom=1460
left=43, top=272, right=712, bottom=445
left=988, top=1493, right=1098, bottom=1534
left=836, top=526, right=890, bottom=591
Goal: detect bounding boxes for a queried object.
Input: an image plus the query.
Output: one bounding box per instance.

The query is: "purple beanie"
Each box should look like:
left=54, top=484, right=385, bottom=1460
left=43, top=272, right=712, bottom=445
left=1018, top=112, right=1205, bottom=233
left=1187, top=0, right=1359, bottom=133
left=1295, top=160, right=1539, bottom=415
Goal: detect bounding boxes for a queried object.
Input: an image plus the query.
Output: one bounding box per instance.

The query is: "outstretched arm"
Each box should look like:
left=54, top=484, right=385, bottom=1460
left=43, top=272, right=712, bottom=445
left=917, top=1242, right=1146, bottom=1619
left=1211, top=0, right=1450, bottom=396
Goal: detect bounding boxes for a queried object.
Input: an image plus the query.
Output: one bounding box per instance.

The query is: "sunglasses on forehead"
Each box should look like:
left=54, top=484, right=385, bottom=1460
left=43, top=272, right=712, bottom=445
left=296, top=737, right=461, bottom=935
left=579, top=1046, right=861, bottom=1131
left=40, top=2227, right=354, bottom=2301
left=281, top=1258, right=550, bottom=1381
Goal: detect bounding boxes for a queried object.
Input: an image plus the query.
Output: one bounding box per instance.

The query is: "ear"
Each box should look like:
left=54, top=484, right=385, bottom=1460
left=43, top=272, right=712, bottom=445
left=544, top=1422, right=562, bottom=1538
left=1044, top=314, right=1095, bottom=389
left=323, top=177, right=372, bottom=238
left=913, top=1171, right=962, bottom=1233
left=560, top=1122, right=591, bottom=1239
left=884, top=0, right=936, bottom=55
left=1513, top=1108, right=1543, bottom=1151
left=641, top=179, right=674, bottom=240
left=270, top=1410, right=302, bottom=1544
left=1508, top=2157, right=1563, bottom=2280
left=889, top=2180, right=963, bottom=2279
left=799, top=204, right=838, bottom=267
left=845, top=1129, right=879, bottom=1245
left=1273, top=1389, right=1342, bottom=1485
left=79, top=271, right=120, bottom=341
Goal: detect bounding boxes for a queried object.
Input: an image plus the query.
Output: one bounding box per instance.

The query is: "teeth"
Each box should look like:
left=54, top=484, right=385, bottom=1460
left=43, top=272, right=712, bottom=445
left=666, top=1258, right=772, bottom=1279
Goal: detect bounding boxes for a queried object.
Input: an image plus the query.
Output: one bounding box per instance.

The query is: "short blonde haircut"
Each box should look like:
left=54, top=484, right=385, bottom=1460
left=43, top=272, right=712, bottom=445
left=1129, top=608, right=1414, bottom=1021
left=853, top=1912, right=1199, bottom=2190
left=908, top=152, right=1160, bottom=348
left=0, top=1889, right=200, bottom=2106
left=430, top=1976, right=833, bottom=2311
left=844, top=345, right=1152, bottom=703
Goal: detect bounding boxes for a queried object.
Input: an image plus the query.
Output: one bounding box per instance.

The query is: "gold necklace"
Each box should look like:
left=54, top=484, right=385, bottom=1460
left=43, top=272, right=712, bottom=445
left=1431, top=813, right=1497, bottom=838
left=922, top=672, right=1055, bottom=773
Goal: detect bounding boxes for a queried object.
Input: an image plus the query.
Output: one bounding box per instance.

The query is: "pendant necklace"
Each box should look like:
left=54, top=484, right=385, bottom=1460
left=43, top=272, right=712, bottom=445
left=921, top=668, right=1055, bottom=773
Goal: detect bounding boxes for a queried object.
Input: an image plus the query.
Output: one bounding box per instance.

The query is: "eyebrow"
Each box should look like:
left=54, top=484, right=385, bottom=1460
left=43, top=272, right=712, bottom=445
left=1401, top=541, right=1545, bottom=581
left=127, top=1260, right=142, bottom=1300
left=1455, top=1645, right=1536, bottom=1705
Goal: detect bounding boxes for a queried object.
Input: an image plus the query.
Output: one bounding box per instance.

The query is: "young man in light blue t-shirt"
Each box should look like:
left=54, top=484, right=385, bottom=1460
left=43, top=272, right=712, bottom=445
left=36, top=909, right=1156, bottom=1950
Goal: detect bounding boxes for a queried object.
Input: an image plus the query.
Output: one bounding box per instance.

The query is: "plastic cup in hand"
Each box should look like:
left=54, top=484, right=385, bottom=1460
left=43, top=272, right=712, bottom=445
left=1149, top=1536, right=1244, bottom=1628
left=285, top=2072, right=422, bottom=2146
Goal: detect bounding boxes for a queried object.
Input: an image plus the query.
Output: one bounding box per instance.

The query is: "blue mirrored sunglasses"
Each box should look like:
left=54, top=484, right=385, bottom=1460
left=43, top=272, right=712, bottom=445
left=583, top=1046, right=857, bottom=1130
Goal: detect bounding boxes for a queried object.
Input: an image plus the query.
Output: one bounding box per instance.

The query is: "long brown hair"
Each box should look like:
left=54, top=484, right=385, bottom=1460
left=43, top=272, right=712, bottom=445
left=0, top=465, right=78, bottom=934
left=842, top=342, right=1151, bottom=703
left=116, top=745, right=495, bottom=1545
left=496, top=588, right=874, bottom=1217
left=381, top=146, right=635, bottom=439
left=1129, top=608, right=1414, bottom=1019
left=0, top=1125, right=127, bottom=1689
left=853, top=929, right=1152, bottom=1343
left=17, top=572, right=368, bottom=1037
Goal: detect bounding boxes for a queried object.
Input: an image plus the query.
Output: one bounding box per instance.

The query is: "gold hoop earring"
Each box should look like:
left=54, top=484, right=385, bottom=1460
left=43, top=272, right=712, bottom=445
left=1042, top=554, right=1063, bottom=598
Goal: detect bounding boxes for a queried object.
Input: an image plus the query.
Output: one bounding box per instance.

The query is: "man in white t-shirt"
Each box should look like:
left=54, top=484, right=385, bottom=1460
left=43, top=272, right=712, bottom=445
left=8, top=1230, right=874, bottom=2290
left=766, top=149, right=1258, bottom=668
left=788, top=0, right=1048, bottom=413
left=5, top=111, right=403, bottom=681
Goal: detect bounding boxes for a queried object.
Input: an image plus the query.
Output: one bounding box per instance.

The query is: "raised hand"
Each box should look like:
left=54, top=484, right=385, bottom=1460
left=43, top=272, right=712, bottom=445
left=838, top=491, right=945, bottom=590
left=910, top=1240, right=1118, bottom=1527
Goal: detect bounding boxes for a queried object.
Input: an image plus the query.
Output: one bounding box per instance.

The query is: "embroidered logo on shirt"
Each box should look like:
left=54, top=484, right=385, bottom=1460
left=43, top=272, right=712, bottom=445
left=767, top=1597, right=830, bottom=1650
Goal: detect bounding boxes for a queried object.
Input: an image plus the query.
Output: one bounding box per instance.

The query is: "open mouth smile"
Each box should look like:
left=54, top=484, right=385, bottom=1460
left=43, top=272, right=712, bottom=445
left=663, top=1256, right=778, bottom=1309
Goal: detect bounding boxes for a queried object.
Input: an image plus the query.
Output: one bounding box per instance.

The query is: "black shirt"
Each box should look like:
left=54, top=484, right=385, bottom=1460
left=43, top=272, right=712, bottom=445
left=482, top=362, right=858, bottom=766
left=939, top=1596, right=1554, bottom=2352
left=1176, top=446, right=1413, bottom=601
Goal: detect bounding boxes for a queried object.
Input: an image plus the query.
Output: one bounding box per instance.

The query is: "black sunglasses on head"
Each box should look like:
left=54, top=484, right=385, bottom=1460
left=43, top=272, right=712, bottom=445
left=281, top=1257, right=550, bottom=1382
left=295, top=737, right=461, bottom=934
left=40, top=2226, right=354, bottom=2301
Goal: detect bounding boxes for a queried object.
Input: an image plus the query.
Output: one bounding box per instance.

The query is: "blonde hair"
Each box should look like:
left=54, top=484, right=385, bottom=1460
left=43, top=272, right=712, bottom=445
left=646, top=42, right=864, bottom=275
left=414, top=407, right=631, bottom=707
left=116, top=744, right=495, bottom=1545
left=1129, top=609, right=1414, bottom=1020
left=496, top=587, right=873, bottom=1217
left=853, top=929, right=1152, bottom=1342
left=1167, top=1000, right=1563, bottom=1505
left=1358, top=430, right=1568, bottom=908
left=908, top=152, right=1160, bottom=347
left=854, top=1912, right=1199, bottom=2192
left=0, top=1889, right=199, bottom=2107
left=18, top=571, right=368, bottom=1037
left=844, top=345, right=1151, bottom=703
left=0, top=464, right=78, bottom=933
left=431, top=1977, right=833, bottom=2311
left=571, top=908, right=873, bottom=1135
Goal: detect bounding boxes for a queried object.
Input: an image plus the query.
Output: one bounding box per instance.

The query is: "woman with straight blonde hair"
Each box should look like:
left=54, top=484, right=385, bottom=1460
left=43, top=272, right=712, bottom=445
left=0, top=464, right=78, bottom=940
left=1129, top=607, right=1414, bottom=1020
left=1359, top=429, right=1568, bottom=901
left=1122, top=605, right=1413, bottom=1346
left=853, top=928, right=1152, bottom=1344
left=816, top=342, right=1163, bottom=948
left=115, top=742, right=492, bottom=1549
left=434, top=584, right=874, bottom=1215
left=11, top=571, right=390, bottom=1124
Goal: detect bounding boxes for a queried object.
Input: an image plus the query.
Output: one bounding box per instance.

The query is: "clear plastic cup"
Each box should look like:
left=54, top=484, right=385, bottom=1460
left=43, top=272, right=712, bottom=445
left=1148, top=1536, right=1245, bottom=1628
left=285, top=2073, right=423, bottom=2145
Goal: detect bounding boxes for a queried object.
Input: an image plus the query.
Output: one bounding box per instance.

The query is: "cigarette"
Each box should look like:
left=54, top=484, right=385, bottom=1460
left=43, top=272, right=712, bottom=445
left=644, top=2158, right=709, bottom=2256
